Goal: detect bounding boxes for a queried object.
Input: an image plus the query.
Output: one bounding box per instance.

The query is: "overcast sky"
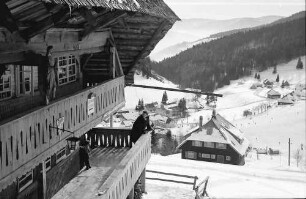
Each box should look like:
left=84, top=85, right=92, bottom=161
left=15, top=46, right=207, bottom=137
left=164, top=0, right=305, bottom=19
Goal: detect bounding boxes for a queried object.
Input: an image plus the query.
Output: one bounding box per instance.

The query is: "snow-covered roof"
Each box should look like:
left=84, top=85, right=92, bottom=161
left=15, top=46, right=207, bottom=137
left=267, top=89, right=281, bottom=96
left=263, top=79, right=274, bottom=85
left=150, top=114, right=168, bottom=122
left=178, top=113, right=250, bottom=156
left=278, top=93, right=295, bottom=104
left=121, top=112, right=139, bottom=121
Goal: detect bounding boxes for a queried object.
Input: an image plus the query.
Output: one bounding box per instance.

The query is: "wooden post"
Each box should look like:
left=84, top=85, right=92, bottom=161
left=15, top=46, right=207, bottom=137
left=110, top=114, right=113, bottom=128
left=42, top=160, right=47, bottom=199
left=193, top=176, right=198, bottom=190
left=140, top=168, right=146, bottom=193
left=31, top=66, right=35, bottom=96
left=128, top=187, right=134, bottom=199
left=288, top=138, right=291, bottom=166
left=199, top=116, right=203, bottom=127
left=15, top=65, right=20, bottom=97
left=112, top=47, right=116, bottom=79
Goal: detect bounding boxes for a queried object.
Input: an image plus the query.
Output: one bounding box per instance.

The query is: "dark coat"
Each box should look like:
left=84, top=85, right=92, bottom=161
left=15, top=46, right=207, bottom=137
left=130, top=115, right=152, bottom=143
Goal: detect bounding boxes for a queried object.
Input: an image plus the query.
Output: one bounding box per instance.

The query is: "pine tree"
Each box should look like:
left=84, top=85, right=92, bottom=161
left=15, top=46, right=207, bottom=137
left=178, top=98, right=187, bottom=117
left=136, top=99, right=144, bottom=111
left=161, top=91, right=168, bottom=105
left=296, top=57, right=303, bottom=69
left=272, top=66, right=277, bottom=74
left=276, top=74, right=280, bottom=82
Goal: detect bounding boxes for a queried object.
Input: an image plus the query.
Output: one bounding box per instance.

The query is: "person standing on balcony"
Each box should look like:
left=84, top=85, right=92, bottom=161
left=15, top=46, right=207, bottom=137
left=40, top=46, right=58, bottom=105
left=79, top=138, right=91, bottom=170
left=131, top=110, right=152, bottom=145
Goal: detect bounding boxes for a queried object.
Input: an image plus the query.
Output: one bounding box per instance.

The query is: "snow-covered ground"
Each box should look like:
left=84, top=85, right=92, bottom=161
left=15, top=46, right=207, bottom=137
left=123, top=57, right=306, bottom=198
left=144, top=154, right=306, bottom=199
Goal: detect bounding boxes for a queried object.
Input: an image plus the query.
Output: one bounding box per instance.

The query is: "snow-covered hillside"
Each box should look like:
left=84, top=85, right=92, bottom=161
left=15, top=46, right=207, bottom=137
left=123, top=56, right=306, bottom=198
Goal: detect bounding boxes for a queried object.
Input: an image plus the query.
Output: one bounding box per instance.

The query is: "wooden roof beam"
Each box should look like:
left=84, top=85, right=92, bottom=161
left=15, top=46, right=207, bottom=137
left=0, top=1, right=19, bottom=33
left=126, top=20, right=169, bottom=74
left=82, top=10, right=127, bottom=39
left=20, top=6, right=72, bottom=40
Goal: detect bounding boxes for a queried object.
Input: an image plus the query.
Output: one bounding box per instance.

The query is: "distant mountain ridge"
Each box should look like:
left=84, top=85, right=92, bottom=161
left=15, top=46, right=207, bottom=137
left=150, top=15, right=283, bottom=61
left=151, top=11, right=305, bottom=92
left=210, top=11, right=306, bottom=38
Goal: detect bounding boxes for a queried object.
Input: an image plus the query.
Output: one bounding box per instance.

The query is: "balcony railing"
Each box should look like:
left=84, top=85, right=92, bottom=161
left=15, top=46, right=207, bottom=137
left=0, top=76, right=125, bottom=190
left=51, top=127, right=151, bottom=199
left=95, top=129, right=151, bottom=199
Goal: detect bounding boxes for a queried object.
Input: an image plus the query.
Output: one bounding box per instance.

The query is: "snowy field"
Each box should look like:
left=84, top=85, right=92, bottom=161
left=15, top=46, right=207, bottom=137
left=123, top=56, right=306, bottom=198
left=144, top=154, right=306, bottom=199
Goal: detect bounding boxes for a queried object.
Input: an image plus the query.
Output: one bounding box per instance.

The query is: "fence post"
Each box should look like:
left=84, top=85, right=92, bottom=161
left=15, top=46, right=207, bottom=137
left=141, top=168, right=146, bottom=193
left=193, top=176, right=198, bottom=190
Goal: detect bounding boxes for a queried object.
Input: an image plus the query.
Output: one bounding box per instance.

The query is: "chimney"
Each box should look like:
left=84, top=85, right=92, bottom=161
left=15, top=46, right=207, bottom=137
left=199, top=116, right=203, bottom=127
left=212, top=109, right=216, bottom=118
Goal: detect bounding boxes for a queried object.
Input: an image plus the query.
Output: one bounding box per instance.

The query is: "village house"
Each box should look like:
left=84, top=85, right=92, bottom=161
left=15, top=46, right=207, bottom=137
left=250, top=82, right=263, bottom=89
left=263, top=79, right=274, bottom=88
left=295, top=83, right=306, bottom=99
left=0, top=0, right=179, bottom=199
left=177, top=111, right=250, bottom=165
left=267, top=89, right=281, bottom=99
left=278, top=92, right=296, bottom=105
left=145, top=102, right=158, bottom=112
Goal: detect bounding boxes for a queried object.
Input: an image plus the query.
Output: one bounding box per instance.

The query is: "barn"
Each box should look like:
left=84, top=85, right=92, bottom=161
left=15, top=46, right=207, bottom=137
left=177, top=111, right=250, bottom=165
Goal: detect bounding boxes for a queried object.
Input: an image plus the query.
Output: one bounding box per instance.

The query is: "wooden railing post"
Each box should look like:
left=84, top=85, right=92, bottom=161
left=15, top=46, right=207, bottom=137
left=42, top=160, right=47, bottom=199
left=140, top=168, right=146, bottom=193
left=128, top=187, right=134, bottom=199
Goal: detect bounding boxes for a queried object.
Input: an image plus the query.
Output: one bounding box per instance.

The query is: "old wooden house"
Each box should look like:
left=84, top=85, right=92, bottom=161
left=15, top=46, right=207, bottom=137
left=0, top=0, right=179, bottom=199
left=267, top=89, right=281, bottom=99
left=177, top=112, right=250, bottom=165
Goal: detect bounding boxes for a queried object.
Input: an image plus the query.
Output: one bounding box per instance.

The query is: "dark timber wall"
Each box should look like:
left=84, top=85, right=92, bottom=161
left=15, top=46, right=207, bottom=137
left=180, top=140, right=243, bottom=165
left=46, top=149, right=81, bottom=199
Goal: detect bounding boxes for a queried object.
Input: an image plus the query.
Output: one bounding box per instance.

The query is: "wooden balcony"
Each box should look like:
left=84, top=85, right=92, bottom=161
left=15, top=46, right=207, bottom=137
left=0, top=77, right=125, bottom=190
left=52, top=128, right=151, bottom=199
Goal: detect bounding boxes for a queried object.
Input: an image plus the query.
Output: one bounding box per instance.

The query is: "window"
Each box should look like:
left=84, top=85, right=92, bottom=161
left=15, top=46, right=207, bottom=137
left=19, top=66, right=32, bottom=94
left=211, top=154, right=216, bottom=159
left=204, top=142, right=215, bottom=148
left=56, top=147, right=66, bottom=163
left=44, top=157, right=51, bottom=171
left=18, top=170, right=33, bottom=192
left=226, top=156, right=231, bottom=161
left=202, top=153, right=210, bottom=159
left=0, top=68, right=12, bottom=101
left=216, top=143, right=227, bottom=149
left=185, top=151, right=196, bottom=159
left=192, top=141, right=202, bottom=147
left=57, top=55, right=77, bottom=85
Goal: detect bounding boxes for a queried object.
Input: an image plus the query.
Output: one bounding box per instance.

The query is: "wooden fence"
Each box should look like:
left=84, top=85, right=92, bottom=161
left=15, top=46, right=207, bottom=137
left=146, top=170, right=198, bottom=190
left=0, top=76, right=125, bottom=190
left=195, top=176, right=210, bottom=199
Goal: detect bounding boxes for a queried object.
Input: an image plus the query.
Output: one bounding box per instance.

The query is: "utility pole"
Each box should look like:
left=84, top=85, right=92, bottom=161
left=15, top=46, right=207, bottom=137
left=288, top=138, right=291, bottom=166
left=279, top=142, right=281, bottom=166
